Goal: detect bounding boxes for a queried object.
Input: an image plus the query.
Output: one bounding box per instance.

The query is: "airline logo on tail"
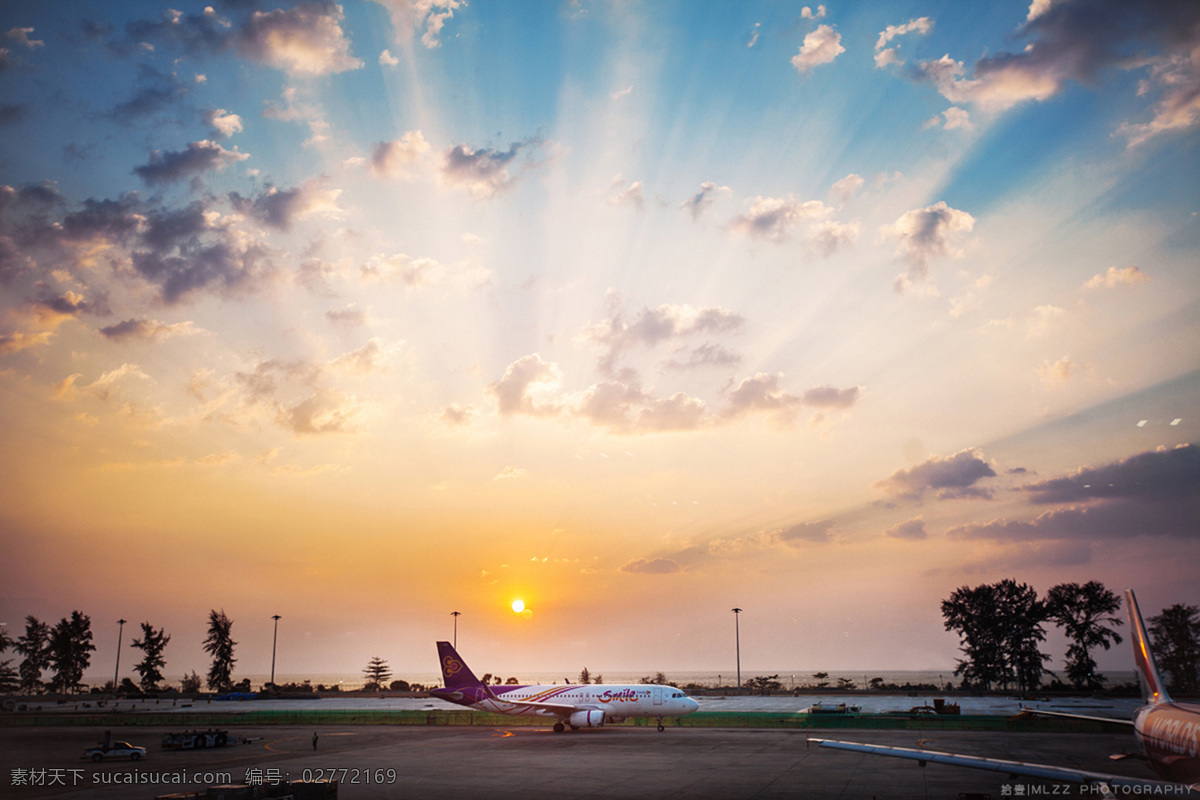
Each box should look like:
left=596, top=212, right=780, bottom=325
left=442, top=654, right=464, bottom=678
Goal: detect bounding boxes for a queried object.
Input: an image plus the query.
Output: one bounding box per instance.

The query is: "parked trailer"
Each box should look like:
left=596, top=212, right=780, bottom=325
left=161, top=729, right=230, bottom=750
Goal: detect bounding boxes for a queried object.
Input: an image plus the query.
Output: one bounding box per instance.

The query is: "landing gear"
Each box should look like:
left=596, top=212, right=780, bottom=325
left=553, top=722, right=565, bottom=733
left=656, top=718, right=665, bottom=732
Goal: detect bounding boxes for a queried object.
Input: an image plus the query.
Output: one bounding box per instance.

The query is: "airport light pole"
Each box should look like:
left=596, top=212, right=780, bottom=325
left=451, top=611, right=461, bottom=649
left=113, top=619, right=126, bottom=695
left=732, top=608, right=742, bottom=694
left=270, top=615, right=282, bottom=689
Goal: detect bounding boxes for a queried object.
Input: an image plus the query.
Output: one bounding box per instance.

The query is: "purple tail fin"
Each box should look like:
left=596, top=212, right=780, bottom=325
left=437, top=641, right=486, bottom=690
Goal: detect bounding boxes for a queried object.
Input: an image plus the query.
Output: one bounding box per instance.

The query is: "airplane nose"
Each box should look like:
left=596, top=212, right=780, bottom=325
left=686, top=698, right=700, bottom=713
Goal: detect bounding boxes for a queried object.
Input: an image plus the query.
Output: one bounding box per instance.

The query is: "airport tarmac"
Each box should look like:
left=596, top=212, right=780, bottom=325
left=0, top=723, right=1168, bottom=799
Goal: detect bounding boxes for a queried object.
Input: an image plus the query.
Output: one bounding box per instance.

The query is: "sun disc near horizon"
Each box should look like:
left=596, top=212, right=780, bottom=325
left=511, top=599, right=525, bottom=613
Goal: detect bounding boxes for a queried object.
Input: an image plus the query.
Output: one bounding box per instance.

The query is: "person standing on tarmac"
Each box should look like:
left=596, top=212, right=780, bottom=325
left=312, top=732, right=318, bottom=750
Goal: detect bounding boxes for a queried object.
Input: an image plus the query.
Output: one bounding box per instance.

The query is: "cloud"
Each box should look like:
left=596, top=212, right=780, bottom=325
left=680, top=182, right=731, bottom=220
left=875, top=448, right=998, bottom=501
left=325, top=305, right=367, bottom=328
left=440, top=139, right=544, bottom=199
left=5, top=27, right=44, bottom=51
left=110, top=67, right=191, bottom=121
left=230, top=181, right=344, bottom=231
left=490, top=354, right=564, bottom=417
left=239, top=1, right=363, bottom=75
left=802, top=385, right=862, bottom=409
left=912, top=0, right=1200, bottom=144
left=936, top=446, right=1200, bottom=545
left=721, top=373, right=803, bottom=425
left=1021, top=444, right=1200, bottom=506
left=134, top=140, right=250, bottom=185
left=791, top=25, right=844, bottom=74
left=0, top=329, right=53, bottom=354
left=885, top=518, right=928, bottom=540
left=369, top=131, right=431, bottom=178
left=662, top=343, right=741, bottom=371
left=572, top=380, right=652, bottom=430
left=441, top=403, right=473, bottom=427
left=379, top=49, right=399, bottom=66
left=585, top=302, right=745, bottom=378
left=633, top=392, right=708, bottom=432
left=1036, top=355, right=1090, bottom=386
left=360, top=252, right=457, bottom=288
left=801, top=6, right=826, bottom=21
left=282, top=387, right=359, bottom=434
left=880, top=201, right=975, bottom=290
left=494, top=465, right=527, bottom=481
left=776, top=519, right=834, bottom=545
left=326, top=339, right=388, bottom=375
left=369, top=0, right=464, bottom=49
left=1084, top=265, right=1150, bottom=290
left=925, top=107, right=973, bottom=130
left=808, top=219, right=860, bottom=257
left=608, top=176, right=644, bottom=209
left=621, top=557, right=683, bottom=574
left=874, top=17, right=933, bottom=69
left=829, top=174, right=864, bottom=207
left=727, top=195, right=829, bottom=242
left=205, top=108, right=243, bottom=138
left=99, top=318, right=200, bottom=343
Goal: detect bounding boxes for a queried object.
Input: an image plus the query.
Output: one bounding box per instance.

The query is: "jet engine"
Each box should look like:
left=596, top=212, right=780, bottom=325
left=568, top=709, right=605, bottom=728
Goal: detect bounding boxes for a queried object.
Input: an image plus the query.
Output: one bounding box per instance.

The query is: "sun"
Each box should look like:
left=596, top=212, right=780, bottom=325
left=511, top=599, right=525, bottom=614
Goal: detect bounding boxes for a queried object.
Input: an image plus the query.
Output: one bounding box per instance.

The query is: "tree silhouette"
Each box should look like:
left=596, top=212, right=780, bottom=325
left=1148, top=603, right=1200, bottom=695
left=180, top=671, right=202, bottom=693
left=943, top=580, right=1049, bottom=691
left=47, top=611, right=95, bottom=693
left=362, top=656, right=392, bottom=689
left=0, top=625, right=16, bottom=693
left=131, top=622, right=171, bottom=693
left=203, top=610, right=237, bottom=692
left=1046, top=581, right=1123, bottom=690
left=15, top=617, right=52, bottom=694
left=745, top=674, right=783, bottom=695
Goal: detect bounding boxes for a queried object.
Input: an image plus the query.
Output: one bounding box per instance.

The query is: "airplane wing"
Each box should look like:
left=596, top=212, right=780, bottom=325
left=492, top=697, right=580, bottom=715
left=811, top=738, right=1199, bottom=796
left=1017, top=707, right=1135, bottom=726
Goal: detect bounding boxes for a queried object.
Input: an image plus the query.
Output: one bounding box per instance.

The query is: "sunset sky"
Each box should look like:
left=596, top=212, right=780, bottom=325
left=1, top=0, right=1197, bottom=685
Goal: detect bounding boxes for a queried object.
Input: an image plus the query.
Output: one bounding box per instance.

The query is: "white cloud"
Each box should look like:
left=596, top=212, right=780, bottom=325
left=829, top=173, right=864, bottom=207
left=791, top=25, right=844, bottom=74
left=379, top=49, right=399, bottom=66
left=728, top=195, right=829, bottom=241
left=240, top=3, right=363, bottom=76
left=205, top=108, right=243, bottom=138
left=1084, top=265, right=1150, bottom=290
left=369, top=0, right=464, bottom=49
left=608, top=176, right=644, bottom=209
left=880, top=201, right=975, bottom=289
left=370, top=130, right=432, bottom=178
left=680, top=182, right=731, bottom=220
left=874, top=16, right=933, bottom=68
left=490, top=354, right=564, bottom=417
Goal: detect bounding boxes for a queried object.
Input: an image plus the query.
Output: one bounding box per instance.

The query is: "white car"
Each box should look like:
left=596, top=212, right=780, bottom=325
left=83, top=741, right=147, bottom=762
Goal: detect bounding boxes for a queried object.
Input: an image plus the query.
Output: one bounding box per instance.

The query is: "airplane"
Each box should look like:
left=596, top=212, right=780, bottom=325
left=812, top=589, right=1200, bottom=795
left=430, top=641, right=700, bottom=732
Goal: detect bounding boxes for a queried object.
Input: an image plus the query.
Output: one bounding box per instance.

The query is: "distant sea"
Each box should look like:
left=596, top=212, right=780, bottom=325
left=120, top=670, right=1139, bottom=692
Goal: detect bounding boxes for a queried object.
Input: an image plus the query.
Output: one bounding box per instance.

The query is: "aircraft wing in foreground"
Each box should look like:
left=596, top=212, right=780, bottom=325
left=430, top=640, right=699, bottom=732
left=813, top=589, right=1200, bottom=796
